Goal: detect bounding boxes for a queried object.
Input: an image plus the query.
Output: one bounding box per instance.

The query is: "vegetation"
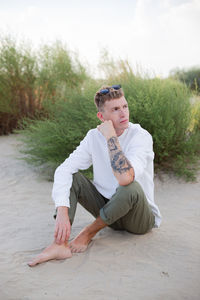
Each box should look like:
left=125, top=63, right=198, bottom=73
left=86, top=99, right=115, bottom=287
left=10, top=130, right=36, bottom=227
left=170, top=67, right=200, bottom=93
left=0, top=36, right=87, bottom=134
left=19, top=82, right=99, bottom=168
left=0, top=36, right=199, bottom=180
left=98, top=58, right=200, bottom=179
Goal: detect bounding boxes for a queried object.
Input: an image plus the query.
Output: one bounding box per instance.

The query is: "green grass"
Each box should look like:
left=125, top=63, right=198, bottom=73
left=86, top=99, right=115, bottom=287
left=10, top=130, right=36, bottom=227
left=1, top=35, right=199, bottom=180
left=0, top=36, right=88, bottom=134
left=19, top=72, right=200, bottom=181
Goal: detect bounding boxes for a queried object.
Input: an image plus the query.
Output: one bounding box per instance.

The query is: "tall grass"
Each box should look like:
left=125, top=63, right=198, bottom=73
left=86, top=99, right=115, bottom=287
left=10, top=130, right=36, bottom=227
left=0, top=36, right=37, bottom=134
left=19, top=82, right=100, bottom=178
left=20, top=62, right=200, bottom=180
left=99, top=59, right=200, bottom=179
left=1, top=36, right=199, bottom=180
left=0, top=36, right=88, bottom=134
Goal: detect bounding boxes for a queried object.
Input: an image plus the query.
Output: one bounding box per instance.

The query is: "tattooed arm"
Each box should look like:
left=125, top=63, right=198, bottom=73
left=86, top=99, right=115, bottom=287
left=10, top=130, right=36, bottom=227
left=97, top=120, right=135, bottom=185
left=107, top=135, right=134, bottom=185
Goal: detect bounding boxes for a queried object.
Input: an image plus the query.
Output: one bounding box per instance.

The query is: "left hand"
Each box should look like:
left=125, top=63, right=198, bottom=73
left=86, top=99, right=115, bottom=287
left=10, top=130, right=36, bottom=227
left=54, top=207, right=71, bottom=244
left=97, top=120, right=117, bottom=140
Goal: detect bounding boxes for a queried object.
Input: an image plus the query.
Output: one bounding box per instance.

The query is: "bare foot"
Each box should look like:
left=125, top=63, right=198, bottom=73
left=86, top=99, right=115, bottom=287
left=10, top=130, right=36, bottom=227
left=28, top=242, right=72, bottom=267
left=69, top=229, right=93, bottom=253
left=69, top=217, right=107, bottom=253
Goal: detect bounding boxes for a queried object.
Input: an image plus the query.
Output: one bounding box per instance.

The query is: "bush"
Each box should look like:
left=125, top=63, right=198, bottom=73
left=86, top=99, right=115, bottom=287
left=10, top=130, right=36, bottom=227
left=191, top=100, right=200, bottom=132
left=19, top=82, right=100, bottom=178
left=0, top=36, right=37, bottom=134
left=170, top=67, right=200, bottom=93
left=99, top=59, right=200, bottom=179
left=18, top=54, right=200, bottom=181
left=36, top=41, right=88, bottom=102
left=0, top=36, right=88, bottom=134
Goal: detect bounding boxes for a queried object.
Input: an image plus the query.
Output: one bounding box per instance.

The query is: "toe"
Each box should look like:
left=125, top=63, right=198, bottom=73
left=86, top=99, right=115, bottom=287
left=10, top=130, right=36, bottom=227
left=27, top=258, right=39, bottom=267
left=71, top=247, right=77, bottom=253
left=28, top=253, right=47, bottom=267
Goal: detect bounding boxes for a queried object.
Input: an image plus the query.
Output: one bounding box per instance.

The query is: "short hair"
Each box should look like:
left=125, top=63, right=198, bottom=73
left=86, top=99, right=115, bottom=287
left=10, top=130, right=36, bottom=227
left=94, top=85, right=124, bottom=112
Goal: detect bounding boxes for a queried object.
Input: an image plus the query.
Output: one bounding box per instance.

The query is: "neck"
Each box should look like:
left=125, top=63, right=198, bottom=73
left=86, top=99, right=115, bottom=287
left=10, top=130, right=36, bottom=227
left=116, top=128, right=125, bottom=137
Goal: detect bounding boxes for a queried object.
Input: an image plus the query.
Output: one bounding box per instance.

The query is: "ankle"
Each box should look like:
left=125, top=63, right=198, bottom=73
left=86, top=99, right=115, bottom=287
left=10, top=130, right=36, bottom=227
left=80, top=217, right=107, bottom=238
left=53, top=241, right=69, bottom=247
left=84, top=224, right=101, bottom=238
left=81, top=226, right=94, bottom=237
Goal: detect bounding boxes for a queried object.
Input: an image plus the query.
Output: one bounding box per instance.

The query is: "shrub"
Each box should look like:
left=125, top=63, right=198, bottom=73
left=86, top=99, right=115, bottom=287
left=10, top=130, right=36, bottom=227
left=36, top=41, right=88, bottom=102
left=0, top=36, right=37, bottom=134
left=170, top=67, right=200, bottom=93
left=99, top=59, right=200, bottom=179
left=19, top=82, right=100, bottom=178
left=19, top=56, right=200, bottom=181
left=191, top=100, right=200, bottom=132
left=0, top=36, right=88, bottom=134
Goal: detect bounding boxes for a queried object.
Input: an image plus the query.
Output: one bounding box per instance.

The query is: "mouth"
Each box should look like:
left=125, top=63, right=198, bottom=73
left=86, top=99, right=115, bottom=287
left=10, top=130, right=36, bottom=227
left=120, top=119, right=128, bottom=124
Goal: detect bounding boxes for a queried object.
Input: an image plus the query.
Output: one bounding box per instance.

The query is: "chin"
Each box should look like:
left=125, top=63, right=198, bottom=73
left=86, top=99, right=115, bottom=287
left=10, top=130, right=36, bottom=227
left=122, top=122, right=129, bottom=129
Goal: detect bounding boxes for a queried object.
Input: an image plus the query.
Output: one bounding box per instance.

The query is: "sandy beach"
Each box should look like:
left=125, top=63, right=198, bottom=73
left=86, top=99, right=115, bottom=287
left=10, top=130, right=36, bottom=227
left=0, top=134, right=200, bottom=300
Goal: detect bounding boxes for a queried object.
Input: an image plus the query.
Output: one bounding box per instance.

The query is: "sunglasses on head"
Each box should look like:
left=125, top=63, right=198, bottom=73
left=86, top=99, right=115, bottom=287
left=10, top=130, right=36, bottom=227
left=99, top=84, right=121, bottom=95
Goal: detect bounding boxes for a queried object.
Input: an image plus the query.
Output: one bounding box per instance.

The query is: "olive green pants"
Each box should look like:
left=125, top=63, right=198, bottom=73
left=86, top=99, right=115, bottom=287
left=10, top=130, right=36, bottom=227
left=54, top=172, right=155, bottom=234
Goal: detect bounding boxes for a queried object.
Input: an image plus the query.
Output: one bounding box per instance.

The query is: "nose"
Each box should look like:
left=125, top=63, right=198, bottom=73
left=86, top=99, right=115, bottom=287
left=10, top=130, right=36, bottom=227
left=119, top=108, right=126, bottom=117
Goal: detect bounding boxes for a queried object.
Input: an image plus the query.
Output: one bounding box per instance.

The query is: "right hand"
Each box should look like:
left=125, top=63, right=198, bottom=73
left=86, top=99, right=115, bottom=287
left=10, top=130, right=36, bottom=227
left=97, top=120, right=117, bottom=140
left=54, top=206, right=71, bottom=244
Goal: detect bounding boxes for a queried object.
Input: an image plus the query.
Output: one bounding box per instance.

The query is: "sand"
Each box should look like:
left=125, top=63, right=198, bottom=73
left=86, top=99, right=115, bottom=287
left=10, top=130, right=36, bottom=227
left=0, top=134, right=200, bottom=300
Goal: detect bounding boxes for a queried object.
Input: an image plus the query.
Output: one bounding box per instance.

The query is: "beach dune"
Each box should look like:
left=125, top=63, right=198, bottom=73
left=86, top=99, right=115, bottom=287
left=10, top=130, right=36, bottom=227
left=0, top=134, right=200, bottom=300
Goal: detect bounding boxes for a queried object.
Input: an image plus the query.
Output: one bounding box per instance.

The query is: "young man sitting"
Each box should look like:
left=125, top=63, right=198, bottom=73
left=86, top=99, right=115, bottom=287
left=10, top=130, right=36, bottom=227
left=28, top=85, right=161, bottom=267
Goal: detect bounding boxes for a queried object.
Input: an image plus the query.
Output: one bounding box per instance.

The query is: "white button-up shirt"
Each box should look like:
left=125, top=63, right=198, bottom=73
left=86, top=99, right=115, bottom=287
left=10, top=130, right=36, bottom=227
left=52, top=122, right=162, bottom=227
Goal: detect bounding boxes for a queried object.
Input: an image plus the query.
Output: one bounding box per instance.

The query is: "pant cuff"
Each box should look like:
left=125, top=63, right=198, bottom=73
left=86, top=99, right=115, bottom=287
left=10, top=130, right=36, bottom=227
left=99, top=208, right=113, bottom=225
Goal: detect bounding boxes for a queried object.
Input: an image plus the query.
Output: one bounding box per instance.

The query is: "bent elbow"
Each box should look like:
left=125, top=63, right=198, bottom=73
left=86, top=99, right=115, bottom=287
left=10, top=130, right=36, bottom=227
left=119, top=173, right=135, bottom=186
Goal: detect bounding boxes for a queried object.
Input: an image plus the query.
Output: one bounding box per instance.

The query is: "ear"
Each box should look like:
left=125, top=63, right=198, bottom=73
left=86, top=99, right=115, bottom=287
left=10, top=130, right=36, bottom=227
left=97, top=112, right=104, bottom=122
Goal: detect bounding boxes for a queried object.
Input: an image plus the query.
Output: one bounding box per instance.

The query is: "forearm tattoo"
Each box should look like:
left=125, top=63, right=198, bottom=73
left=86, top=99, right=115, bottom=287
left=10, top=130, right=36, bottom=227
left=107, top=136, right=132, bottom=174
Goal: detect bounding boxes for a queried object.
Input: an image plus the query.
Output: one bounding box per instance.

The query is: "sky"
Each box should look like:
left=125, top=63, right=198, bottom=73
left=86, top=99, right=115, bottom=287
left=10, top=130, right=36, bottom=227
left=0, top=0, right=200, bottom=78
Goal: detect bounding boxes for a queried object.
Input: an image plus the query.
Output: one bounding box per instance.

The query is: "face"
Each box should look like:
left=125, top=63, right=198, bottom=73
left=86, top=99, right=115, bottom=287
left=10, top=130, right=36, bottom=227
left=97, top=96, right=129, bottom=136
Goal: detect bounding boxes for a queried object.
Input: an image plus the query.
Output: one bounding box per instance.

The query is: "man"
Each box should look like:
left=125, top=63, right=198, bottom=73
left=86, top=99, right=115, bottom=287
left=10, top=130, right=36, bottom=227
left=28, top=85, right=161, bottom=267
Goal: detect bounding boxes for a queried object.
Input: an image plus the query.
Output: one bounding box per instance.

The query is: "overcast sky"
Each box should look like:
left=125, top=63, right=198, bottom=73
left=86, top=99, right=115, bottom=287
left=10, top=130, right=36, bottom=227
left=0, top=0, right=199, bottom=77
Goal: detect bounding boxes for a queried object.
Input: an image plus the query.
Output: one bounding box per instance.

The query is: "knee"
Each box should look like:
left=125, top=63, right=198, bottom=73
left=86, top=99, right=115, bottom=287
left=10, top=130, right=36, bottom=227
left=71, top=172, right=83, bottom=193
left=71, top=172, right=89, bottom=193
left=72, top=172, right=83, bottom=185
left=72, top=172, right=81, bottom=181
left=117, top=181, right=144, bottom=197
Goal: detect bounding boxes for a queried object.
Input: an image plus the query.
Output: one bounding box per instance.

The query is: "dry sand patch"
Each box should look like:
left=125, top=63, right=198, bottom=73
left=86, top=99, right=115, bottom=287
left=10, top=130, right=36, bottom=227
left=0, top=134, right=199, bottom=300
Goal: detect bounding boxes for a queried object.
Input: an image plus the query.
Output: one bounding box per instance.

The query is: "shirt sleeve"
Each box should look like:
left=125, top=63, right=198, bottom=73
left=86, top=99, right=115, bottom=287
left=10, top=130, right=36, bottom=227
left=52, top=131, right=92, bottom=208
left=125, top=132, right=154, bottom=180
